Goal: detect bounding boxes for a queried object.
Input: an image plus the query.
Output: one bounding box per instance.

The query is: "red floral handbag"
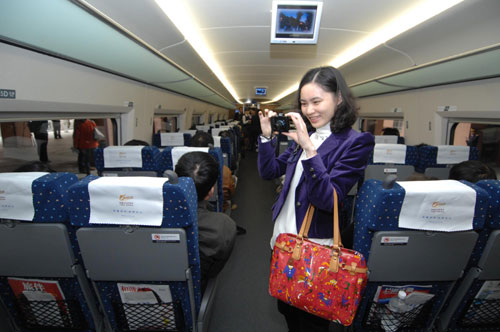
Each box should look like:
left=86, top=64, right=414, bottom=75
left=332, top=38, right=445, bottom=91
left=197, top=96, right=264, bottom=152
left=269, top=189, right=368, bottom=326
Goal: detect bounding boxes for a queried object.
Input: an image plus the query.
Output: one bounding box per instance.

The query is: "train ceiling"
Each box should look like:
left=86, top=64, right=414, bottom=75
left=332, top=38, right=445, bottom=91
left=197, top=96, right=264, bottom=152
left=1, top=0, right=500, bottom=109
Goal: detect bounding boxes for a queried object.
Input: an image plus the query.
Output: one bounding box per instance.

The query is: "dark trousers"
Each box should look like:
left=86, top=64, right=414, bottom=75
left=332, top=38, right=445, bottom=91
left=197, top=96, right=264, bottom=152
left=34, top=133, right=48, bottom=162
left=78, top=148, right=94, bottom=174
left=277, top=300, right=330, bottom=332
left=53, top=123, right=61, bottom=139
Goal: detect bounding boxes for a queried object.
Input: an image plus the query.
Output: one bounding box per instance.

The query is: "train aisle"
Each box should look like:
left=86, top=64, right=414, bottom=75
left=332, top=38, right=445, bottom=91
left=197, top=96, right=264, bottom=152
left=209, top=151, right=287, bottom=331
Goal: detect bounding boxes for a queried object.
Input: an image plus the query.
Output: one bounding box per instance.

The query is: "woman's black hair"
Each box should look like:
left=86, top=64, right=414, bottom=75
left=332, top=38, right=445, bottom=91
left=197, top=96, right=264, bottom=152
left=449, top=160, right=497, bottom=183
left=382, top=127, right=400, bottom=136
left=297, top=66, right=357, bottom=133
left=175, top=152, right=219, bottom=202
left=124, top=139, right=149, bottom=146
left=191, top=131, right=214, bottom=148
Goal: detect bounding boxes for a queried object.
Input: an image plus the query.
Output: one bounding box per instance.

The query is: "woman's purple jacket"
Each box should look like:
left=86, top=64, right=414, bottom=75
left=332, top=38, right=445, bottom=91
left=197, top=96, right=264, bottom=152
left=258, top=128, right=374, bottom=239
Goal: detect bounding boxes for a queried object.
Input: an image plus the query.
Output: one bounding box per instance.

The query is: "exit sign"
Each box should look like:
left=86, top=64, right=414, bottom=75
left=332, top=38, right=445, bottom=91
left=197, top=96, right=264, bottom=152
left=0, top=89, right=16, bottom=99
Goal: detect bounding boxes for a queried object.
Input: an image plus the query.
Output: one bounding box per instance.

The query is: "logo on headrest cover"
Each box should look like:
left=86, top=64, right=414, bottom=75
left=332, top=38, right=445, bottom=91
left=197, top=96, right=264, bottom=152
left=431, top=201, right=445, bottom=213
left=119, top=194, right=134, bottom=206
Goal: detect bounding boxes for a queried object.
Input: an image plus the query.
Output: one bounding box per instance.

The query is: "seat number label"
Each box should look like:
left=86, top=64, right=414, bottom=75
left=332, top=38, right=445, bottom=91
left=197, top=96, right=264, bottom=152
left=152, top=233, right=180, bottom=243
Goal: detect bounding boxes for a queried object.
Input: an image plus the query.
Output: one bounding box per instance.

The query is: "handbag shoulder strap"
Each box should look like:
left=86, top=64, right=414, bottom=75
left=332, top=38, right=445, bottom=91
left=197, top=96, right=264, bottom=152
left=297, top=189, right=342, bottom=248
left=295, top=189, right=367, bottom=274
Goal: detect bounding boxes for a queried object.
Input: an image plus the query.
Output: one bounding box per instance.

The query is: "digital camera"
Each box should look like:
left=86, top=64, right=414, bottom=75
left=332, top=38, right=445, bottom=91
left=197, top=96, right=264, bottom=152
left=271, top=116, right=290, bottom=133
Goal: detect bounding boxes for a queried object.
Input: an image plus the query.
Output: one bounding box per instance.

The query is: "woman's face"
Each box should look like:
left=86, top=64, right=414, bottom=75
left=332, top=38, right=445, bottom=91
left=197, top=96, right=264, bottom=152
left=299, top=82, right=340, bottom=129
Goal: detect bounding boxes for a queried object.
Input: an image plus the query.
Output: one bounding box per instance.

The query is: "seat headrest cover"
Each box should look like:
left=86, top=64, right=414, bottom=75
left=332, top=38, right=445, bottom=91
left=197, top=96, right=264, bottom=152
left=68, top=176, right=198, bottom=228
left=397, top=180, right=476, bottom=232
left=0, top=172, right=78, bottom=222
left=160, top=132, right=184, bottom=146
left=0, top=172, right=48, bottom=221
left=375, top=135, right=398, bottom=144
left=171, top=147, right=209, bottom=168
left=213, top=136, right=221, bottom=147
left=103, top=146, right=144, bottom=168
left=88, top=176, right=168, bottom=226
left=373, top=144, right=406, bottom=164
left=436, top=145, right=470, bottom=164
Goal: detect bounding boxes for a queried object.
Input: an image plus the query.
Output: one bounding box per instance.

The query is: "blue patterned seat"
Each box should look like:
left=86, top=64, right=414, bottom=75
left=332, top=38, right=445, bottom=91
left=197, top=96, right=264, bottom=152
left=218, top=136, right=232, bottom=169
left=153, top=133, right=192, bottom=147
left=94, top=146, right=161, bottom=176
left=416, top=145, right=479, bottom=174
left=157, top=147, right=224, bottom=212
left=0, top=172, right=103, bottom=331
left=437, top=179, right=500, bottom=331
left=68, top=175, right=204, bottom=331
left=352, top=179, right=488, bottom=331
left=368, top=145, right=418, bottom=166
left=275, top=134, right=290, bottom=156
left=364, top=145, right=418, bottom=181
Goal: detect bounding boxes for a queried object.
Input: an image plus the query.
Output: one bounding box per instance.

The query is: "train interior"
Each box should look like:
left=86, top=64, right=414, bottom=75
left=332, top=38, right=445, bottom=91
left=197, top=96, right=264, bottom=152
left=1, top=0, right=500, bottom=331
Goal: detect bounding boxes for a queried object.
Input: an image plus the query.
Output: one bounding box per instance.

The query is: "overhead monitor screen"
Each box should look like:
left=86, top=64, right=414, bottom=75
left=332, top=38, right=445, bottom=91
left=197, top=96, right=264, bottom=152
left=255, top=87, right=267, bottom=96
left=270, top=1, right=323, bottom=44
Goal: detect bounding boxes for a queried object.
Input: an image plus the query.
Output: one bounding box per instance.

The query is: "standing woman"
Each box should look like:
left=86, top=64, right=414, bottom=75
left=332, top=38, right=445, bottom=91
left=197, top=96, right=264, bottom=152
left=258, top=66, right=374, bottom=331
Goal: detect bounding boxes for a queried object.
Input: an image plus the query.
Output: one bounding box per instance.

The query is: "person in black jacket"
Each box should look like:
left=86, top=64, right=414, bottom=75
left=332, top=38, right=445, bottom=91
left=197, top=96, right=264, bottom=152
left=175, top=151, right=237, bottom=292
left=28, top=120, right=49, bottom=162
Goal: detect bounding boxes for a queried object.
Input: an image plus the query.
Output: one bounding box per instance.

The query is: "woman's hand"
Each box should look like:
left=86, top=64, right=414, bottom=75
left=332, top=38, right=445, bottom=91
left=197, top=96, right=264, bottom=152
left=284, top=112, right=317, bottom=158
left=258, top=109, right=277, bottom=137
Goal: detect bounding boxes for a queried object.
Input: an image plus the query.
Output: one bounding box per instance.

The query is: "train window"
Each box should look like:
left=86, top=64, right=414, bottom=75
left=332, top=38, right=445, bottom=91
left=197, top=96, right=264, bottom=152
left=450, top=122, right=500, bottom=175
left=0, top=119, right=115, bottom=176
left=153, top=116, right=178, bottom=133
left=192, top=115, right=203, bottom=126
left=361, top=118, right=405, bottom=137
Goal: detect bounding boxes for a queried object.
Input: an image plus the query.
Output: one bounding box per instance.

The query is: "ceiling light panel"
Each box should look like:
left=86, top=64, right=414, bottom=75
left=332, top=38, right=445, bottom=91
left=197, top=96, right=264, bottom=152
left=270, top=0, right=464, bottom=103
left=155, top=0, right=241, bottom=102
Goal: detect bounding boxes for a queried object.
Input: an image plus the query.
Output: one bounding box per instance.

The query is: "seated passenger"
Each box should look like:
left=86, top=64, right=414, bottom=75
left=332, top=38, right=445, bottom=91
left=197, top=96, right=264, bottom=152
left=124, top=139, right=149, bottom=146
left=191, top=131, right=236, bottom=212
left=382, top=127, right=405, bottom=144
left=175, top=152, right=237, bottom=291
left=381, top=127, right=400, bottom=136
left=449, top=160, right=497, bottom=183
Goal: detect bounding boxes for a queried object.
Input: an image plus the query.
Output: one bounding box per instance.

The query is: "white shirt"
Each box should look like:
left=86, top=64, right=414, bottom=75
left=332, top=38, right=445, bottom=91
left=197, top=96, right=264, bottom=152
left=270, top=123, right=334, bottom=249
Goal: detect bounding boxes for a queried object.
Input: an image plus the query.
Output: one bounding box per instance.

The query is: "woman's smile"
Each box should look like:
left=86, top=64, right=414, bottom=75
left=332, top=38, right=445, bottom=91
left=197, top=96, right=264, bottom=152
left=300, top=82, right=339, bottom=129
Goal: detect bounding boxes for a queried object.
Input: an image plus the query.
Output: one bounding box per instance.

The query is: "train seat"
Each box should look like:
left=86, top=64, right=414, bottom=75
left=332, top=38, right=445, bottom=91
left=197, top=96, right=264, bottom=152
left=374, top=135, right=405, bottom=145
left=153, top=132, right=192, bottom=148
left=195, top=125, right=210, bottom=132
left=352, top=177, right=489, bottom=331
left=275, top=134, right=293, bottom=156
left=212, top=136, right=233, bottom=170
left=416, top=145, right=479, bottom=178
left=94, top=145, right=161, bottom=177
left=0, top=172, right=104, bottom=331
left=365, top=144, right=419, bottom=181
left=68, top=174, right=216, bottom=332
left=212, top=125, right=239, bottom=172
left=157, top=146, right=224, bottom=212
left=437, top=179, right=500, bottom=331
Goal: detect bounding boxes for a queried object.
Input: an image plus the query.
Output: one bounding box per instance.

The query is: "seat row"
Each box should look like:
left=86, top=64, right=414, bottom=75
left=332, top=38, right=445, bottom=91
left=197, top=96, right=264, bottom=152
left=0, top=171, right=212, bottom=332
left=94, top=145, right=224, bottom=212
left=351, top=177, right=500, bottom=331
left=152, top=123, right=241, bottom=174
left=366, top=144, right=479, bottom=181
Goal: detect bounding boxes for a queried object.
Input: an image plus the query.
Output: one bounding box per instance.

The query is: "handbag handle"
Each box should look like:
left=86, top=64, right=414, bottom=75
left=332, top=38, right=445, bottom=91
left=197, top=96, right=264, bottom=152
left=294, top=189, right=346, bottom=273
left=297, top=188, right=342, bottom=248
